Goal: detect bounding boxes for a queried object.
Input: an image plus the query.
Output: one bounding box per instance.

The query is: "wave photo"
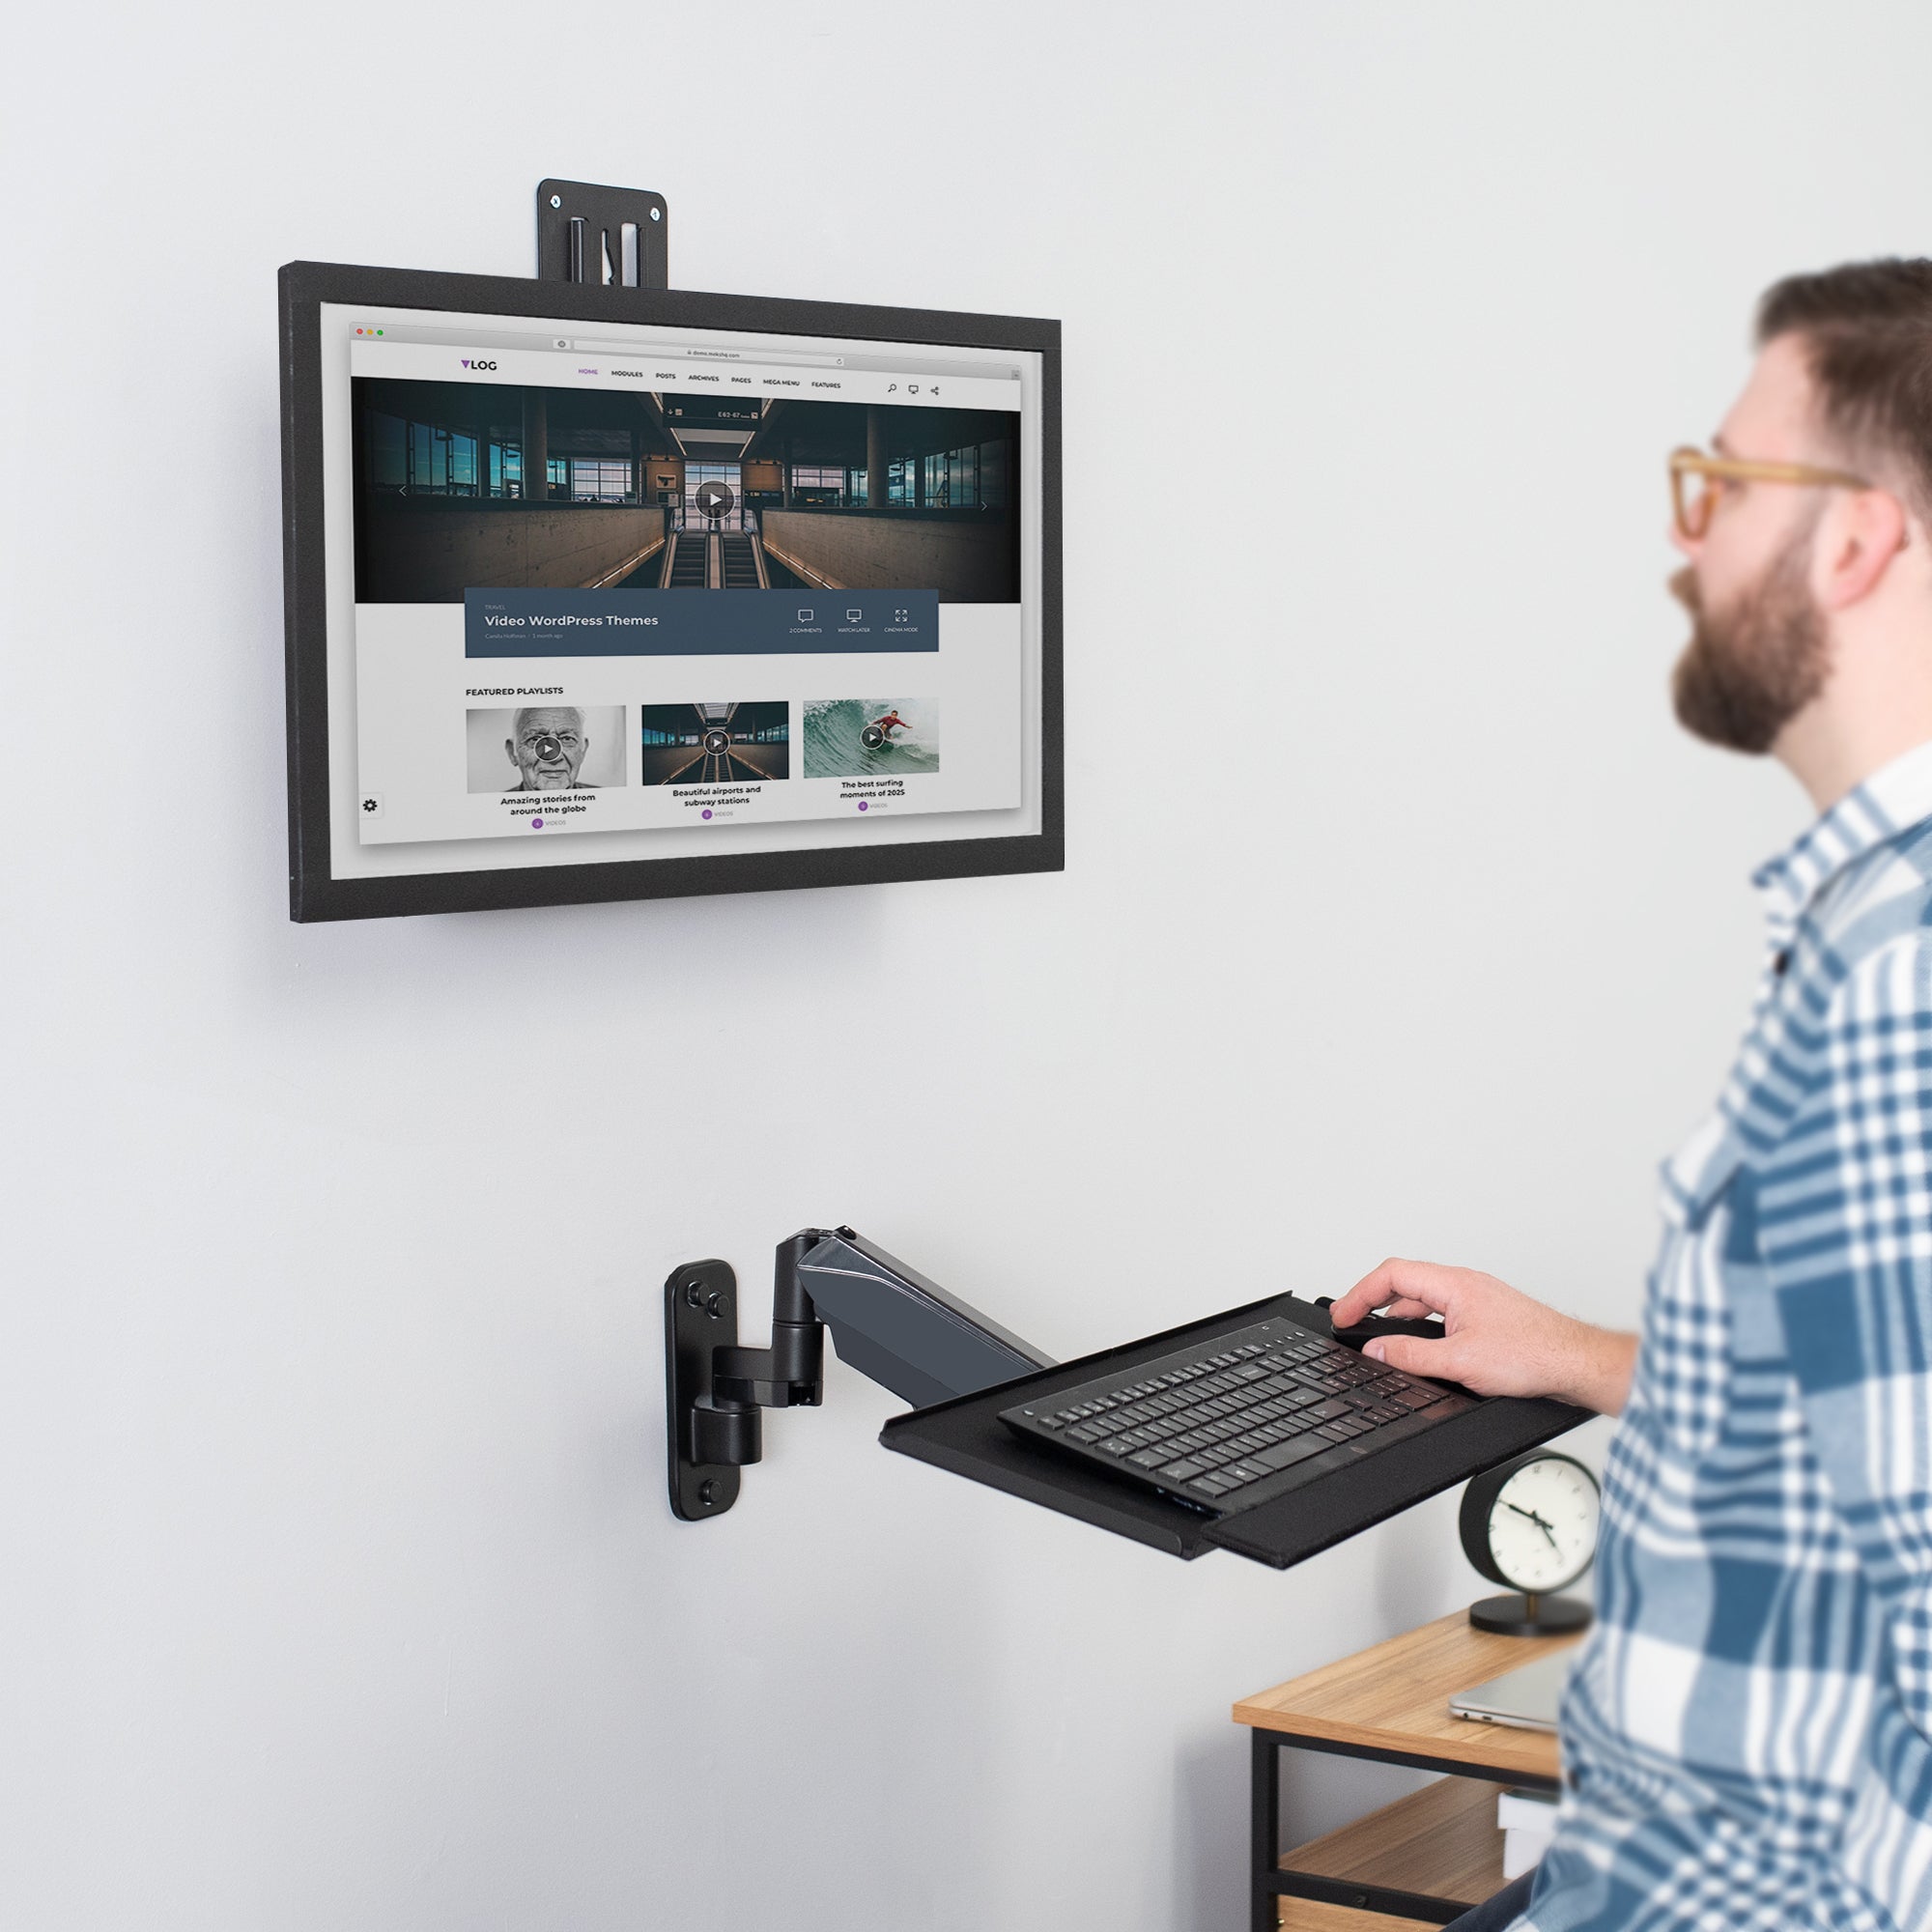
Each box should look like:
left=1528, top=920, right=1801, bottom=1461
left=802, top=698, right=940, bottom=780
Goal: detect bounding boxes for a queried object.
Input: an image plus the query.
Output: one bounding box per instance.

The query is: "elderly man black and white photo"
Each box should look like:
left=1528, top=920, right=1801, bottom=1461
left=503, top=706, right=595, bottom=791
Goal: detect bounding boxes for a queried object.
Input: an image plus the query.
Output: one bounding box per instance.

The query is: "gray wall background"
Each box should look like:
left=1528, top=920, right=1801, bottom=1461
left=7, top=3, right=1925, bottom=1926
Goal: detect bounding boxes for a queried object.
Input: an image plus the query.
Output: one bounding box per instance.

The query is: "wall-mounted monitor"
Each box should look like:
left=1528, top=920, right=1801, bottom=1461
left=278, top=262, right=1061, bottom=921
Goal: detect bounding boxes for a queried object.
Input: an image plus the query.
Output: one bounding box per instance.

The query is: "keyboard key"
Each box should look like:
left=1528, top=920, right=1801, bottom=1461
left=1128, top=1449, right=1166, bottom=1467
left=1254, top=1436, right=1327, bottom=1472
left=1160, top=1458, right=1208, bottom=1481
left=1223, top=1461, right=1270, bottom=1484
left=1315, top=1422, right=1355, bottom=1441
left=1303, top=1399, right=1350, bottom=1421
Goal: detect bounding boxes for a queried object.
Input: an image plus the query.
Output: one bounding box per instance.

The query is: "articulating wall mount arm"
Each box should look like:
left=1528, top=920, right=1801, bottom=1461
left=665, top=1227, right=1054, bottom=1521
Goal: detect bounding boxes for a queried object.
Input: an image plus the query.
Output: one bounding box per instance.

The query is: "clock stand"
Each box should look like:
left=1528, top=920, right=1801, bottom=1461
left=1468, top=1589, right=1593, bottom=1637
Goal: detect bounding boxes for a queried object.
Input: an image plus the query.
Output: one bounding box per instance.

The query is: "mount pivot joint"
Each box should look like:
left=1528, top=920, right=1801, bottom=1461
left=664, top=1226, right=1053, bottom=1522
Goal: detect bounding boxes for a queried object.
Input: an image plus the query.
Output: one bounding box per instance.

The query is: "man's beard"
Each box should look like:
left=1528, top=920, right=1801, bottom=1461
left=1669, top=523, right=1829, bottom=754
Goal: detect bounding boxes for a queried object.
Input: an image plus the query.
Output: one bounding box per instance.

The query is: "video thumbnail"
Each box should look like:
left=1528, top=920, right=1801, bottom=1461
left=352, top=376, right=1018, bottom=603
left=466, top=705, right=626, bottom=792
left=802, top=698, right=940, bottom=779
left=640, top=702, right=791, bottom=784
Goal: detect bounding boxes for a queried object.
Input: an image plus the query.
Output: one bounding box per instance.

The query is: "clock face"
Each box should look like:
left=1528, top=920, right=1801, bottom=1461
left=1485, top=1456, right=1600, bottom=1592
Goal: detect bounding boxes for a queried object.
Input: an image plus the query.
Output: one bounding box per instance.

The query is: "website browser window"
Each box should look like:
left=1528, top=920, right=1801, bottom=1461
left=316, top=301, right=1043, bottom=881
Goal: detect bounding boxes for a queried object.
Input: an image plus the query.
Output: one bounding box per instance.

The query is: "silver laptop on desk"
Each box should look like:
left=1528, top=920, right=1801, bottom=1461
left=1448, top=1650, right=1573, bottom=1732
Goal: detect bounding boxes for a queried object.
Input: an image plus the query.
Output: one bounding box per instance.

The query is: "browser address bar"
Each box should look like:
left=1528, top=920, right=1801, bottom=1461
left=559, top=338, right=846, bottom=369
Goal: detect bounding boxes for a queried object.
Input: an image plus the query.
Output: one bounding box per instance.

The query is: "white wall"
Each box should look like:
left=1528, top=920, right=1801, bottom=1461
left=9, top=4, right=1932, bottom=1925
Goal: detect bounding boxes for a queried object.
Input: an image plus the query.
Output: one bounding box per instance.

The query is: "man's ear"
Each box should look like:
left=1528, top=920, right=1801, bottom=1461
left=505, top=738, right=518, bottom=765
left=1818, top=489, right=1910, bottom=611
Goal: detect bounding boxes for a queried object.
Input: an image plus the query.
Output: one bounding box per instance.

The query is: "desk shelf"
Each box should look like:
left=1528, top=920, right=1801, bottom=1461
left=1279, top=1776, right=1508, bottom=1926
left=1234, top=1609, right=1580, bottom=1931
left=1277, top=1904, right=1440, bottom=1932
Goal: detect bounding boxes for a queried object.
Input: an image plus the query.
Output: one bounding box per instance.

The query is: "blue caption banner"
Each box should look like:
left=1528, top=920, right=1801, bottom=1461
left=465, top=587, right=940, bottom=658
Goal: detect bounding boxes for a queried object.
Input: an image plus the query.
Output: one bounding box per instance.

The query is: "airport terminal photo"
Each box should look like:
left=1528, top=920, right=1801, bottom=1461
left=639, top=701, right=791, bottom=783
left=351, top=377, right=1019, bottom=604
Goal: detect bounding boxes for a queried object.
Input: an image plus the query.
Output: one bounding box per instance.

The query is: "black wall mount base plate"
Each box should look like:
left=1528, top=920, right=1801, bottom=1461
left=537, top=179, right=668, bottom=289
left=664, top=1259, right=753, bottom=1521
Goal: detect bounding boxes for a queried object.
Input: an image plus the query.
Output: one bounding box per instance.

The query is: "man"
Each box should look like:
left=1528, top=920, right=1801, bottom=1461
left=1331, top=259, right=1932, bottom=1932
left=504, top=705, right=594, bottom=791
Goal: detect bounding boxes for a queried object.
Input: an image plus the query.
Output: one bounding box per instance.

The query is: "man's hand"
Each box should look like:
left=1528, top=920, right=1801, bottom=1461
left=1328, top=1259, right=1637, bottom=1414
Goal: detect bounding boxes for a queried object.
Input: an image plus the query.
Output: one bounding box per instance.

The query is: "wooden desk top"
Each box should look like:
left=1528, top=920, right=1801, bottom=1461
left=1232, top=1607, right=1582, bottom=1784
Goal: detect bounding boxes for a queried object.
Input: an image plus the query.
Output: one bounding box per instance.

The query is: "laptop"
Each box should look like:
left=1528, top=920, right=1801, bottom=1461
left=1448, top=1650, right=1573, bottom=1732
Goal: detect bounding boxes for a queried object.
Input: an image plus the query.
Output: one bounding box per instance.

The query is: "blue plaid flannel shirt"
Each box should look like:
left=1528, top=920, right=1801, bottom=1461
left=1520, top=742, right=1932, bottom=1932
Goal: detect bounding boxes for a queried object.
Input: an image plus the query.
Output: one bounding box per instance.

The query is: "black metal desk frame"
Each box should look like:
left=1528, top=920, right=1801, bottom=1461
left=1249, top=1721, right=1559, bottom=1931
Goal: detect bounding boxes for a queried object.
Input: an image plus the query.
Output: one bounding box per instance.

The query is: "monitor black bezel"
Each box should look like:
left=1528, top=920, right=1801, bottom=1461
left=279, top=260, right=1063, bottom=923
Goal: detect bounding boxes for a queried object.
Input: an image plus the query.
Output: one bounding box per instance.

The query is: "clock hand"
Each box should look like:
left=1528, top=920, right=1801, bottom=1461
left=1506, top=1501, right=1562, bottom=1550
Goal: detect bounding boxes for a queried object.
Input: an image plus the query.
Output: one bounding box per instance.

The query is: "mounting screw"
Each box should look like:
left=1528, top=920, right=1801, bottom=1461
left=698, top=1480, right=718, bottom=1506
left=650, top=207, right=662, bottom=221
left=684, top=1280, right=703, bottom=1308
left=550, top=193, right=562, bottom=208
left=706, top=1292, right=725, bottom=1319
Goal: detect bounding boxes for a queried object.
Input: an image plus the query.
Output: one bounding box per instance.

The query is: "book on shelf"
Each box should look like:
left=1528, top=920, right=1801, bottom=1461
left=1497, top=1785, right=1559, bottom=1881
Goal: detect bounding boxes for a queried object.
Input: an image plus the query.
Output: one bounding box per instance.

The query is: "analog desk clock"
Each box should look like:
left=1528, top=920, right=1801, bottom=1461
left=1459, top=1449, right=1601, bottom=1635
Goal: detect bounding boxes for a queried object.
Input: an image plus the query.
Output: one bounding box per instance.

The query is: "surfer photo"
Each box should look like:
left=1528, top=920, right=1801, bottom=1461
left=804, top=698, right=940, bottom=779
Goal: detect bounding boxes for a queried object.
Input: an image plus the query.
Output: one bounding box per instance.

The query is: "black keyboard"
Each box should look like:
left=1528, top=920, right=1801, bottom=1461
left=997, top=1316, right=1474, bottom=1516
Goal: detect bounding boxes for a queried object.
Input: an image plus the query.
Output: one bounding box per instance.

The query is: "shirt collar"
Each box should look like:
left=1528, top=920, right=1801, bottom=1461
left=1751, top=738, right=1932, bottom=926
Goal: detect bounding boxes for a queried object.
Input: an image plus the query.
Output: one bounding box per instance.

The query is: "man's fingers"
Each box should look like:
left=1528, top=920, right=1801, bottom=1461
left=1330, top=1259, right=1410, bottom=1326
left=1334, top=1259, right=1462, bottom=1328
left=1378, top=1297, right=1437, bottom=1321
left=1363, top=1333, right=1454, bottom=1380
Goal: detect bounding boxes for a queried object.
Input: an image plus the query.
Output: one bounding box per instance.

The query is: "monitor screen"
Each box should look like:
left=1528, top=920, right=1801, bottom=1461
left=279, top=265, right=1060, bottom=920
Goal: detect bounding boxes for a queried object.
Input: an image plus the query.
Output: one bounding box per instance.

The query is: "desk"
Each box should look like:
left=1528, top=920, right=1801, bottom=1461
left=1233, top=1610, right=1583, bottom=1931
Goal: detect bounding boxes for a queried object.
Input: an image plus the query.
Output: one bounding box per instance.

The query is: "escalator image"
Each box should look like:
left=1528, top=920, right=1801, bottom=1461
left=640, top=701, right=790, bottom=785
left=720, top=532, right=765, bottom=587
left=663, top=532, right=709, bottom=587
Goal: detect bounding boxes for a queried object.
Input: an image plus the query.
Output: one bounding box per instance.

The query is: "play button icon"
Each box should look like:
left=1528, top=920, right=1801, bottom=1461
left=695, top=480, right=735, bottom=519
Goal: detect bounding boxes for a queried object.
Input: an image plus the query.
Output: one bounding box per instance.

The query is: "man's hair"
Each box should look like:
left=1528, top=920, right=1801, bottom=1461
left=512, top=705, right=583, bottom=735
left=1757, top=258, right=1932, bottom=516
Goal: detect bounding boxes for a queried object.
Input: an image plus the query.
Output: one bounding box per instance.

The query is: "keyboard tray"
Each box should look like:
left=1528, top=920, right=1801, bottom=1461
left=878, top=1292, right=1589, bottom=1569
